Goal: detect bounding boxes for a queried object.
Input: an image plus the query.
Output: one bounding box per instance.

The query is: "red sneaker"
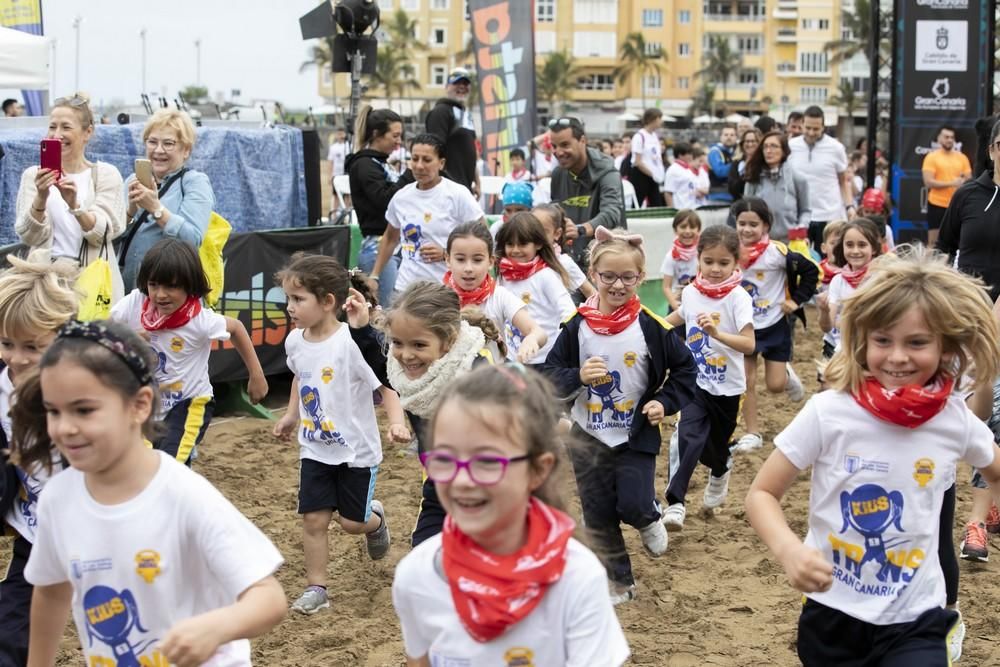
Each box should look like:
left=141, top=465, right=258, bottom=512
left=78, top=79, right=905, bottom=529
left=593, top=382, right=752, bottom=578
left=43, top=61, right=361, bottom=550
left=986, top=503, right=1000, bottom=535
left=960, top=522, right=989, bottom=563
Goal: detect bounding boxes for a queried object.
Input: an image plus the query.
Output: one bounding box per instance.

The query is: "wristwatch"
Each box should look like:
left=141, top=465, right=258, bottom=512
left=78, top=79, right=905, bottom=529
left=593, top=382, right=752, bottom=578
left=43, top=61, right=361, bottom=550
left=152, top=205, right=166, bottom=221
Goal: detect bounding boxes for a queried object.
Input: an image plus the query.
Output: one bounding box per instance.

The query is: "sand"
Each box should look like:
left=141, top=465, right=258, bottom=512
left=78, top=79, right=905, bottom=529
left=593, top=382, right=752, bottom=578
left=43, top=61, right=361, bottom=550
left=6, top=312, right=1000, bottom=666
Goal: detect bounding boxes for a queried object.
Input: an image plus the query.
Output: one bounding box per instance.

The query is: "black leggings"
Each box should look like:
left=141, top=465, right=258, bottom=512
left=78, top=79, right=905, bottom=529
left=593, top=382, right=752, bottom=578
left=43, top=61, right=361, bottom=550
left=938, top=483, right=958, bottom=606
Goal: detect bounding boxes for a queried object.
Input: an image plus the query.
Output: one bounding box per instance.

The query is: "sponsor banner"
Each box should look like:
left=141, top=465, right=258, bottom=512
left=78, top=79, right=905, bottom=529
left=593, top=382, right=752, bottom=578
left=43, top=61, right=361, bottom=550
left=0, top=0, right=45, bottom=116
left=468, top=0, right=537, bottom=176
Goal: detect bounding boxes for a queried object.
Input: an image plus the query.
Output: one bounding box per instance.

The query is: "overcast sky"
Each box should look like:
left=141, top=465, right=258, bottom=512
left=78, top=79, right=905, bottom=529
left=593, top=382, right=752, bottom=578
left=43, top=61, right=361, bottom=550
left=1, top=0, right=334, bottom=110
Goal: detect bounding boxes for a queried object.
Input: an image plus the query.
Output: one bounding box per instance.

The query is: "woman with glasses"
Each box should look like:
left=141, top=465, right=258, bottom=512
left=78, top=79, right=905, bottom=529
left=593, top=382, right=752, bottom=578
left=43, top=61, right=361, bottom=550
left=119, top=109, right=215, bottom=291
left=741, top=130, right=811, bottom=244
left=15, top=93, right=127, bottom=301
left=728, top=128, right=762, bottom=201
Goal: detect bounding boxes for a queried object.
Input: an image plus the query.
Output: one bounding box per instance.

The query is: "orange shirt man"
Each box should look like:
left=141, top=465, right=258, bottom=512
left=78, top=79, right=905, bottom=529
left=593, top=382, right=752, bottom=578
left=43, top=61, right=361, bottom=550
left=922, top=125, right=971, bottom=247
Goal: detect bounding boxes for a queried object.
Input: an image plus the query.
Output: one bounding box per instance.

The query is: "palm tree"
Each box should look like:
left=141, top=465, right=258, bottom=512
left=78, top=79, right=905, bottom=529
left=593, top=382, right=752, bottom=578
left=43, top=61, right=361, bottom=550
left=612, top=32, right=668, bottom=108
left=385, top=8, right=428, bottom=53
left=537, top=50, right=581, bottom=117
left=299, top=37, right=336, bottom=73
left=369, top=45, right=421, bottom=105
left=824, top=0, right=890, bottom=65
left=829, top=80, right=864, bottom=145
left=689, top=83, right=716, bottom=118
left=696, top=36, right=743, bottom=105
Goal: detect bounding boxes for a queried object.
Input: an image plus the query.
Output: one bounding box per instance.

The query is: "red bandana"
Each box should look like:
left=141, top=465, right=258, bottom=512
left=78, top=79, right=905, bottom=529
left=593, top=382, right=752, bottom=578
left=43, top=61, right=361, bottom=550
left=441, top=498, right=575, bottom=643
left=140, top=295, right=202, bottom=331
left=820, top=259, right=842, bottom=285
left=443, top=271, right=496, bottom=307
left=498, top=256, right=546, bottom=282
left=740, top=236, right=771, bottom=270
left=692, top=269, right=744, bottom=299
left=674, top=158, right=698, bottom=175
left=840, top=262, right=871, bottom=289
left=671, top=237, right=699, bottom=262
left=577, top=293, right=642, bottom=335
left=853, top=375, right=954, bottom=429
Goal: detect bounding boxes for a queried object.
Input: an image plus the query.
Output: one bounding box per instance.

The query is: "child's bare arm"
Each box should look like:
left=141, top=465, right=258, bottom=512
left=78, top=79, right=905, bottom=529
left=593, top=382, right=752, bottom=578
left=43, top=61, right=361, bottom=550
left=27, top=582, right=73, bottom=667
left=225, top=317, right=268, bottom=403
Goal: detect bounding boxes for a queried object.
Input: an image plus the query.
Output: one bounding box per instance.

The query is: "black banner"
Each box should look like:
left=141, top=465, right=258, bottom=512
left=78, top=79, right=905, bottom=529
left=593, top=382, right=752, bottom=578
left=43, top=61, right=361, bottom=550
left=891, top=0, right=991, bottom=240
left=209, top=225, right=351, bottom=382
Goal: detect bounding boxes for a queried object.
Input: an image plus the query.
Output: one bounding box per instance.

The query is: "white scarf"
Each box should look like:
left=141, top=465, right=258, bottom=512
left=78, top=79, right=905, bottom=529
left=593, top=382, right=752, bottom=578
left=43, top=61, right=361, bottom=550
left=387, top=321, right=486, bottom=418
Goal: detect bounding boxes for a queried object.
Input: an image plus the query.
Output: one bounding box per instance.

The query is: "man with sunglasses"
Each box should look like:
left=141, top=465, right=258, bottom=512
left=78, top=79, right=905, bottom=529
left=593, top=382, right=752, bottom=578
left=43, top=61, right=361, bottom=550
left=547, top=117, right=627, bottom=268
left=426, top=67, right=479, bottom=196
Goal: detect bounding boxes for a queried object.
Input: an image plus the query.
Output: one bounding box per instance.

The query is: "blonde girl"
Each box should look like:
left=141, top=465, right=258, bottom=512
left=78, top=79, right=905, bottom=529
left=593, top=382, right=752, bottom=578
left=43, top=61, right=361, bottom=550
left=747, top=248, right=1000, bottom=666
left=392, top=366, right=629, bottom=666
left=532, top=203, right=597, bottom=299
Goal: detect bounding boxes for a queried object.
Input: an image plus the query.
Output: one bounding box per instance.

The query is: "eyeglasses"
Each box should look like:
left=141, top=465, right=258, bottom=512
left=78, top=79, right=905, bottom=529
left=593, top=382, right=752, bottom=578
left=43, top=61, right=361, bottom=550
left=419, top=450, right=530, bottom=485
left=596, top=271, right=640, bottom=286
left=146, top=138, right=179, bottom=152
left=548, top=117, right=582, bottom=130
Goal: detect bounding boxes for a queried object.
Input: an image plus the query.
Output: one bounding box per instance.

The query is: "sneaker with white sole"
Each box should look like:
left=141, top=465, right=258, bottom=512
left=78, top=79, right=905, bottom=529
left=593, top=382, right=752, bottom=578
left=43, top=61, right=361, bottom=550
left=639, top=518, right=668, bottom=556
left=732, top=433, right=763, bottom=454
left=609, top=581, right=637, bottom=605
left=948, top=612, right=965, bottom=662
left=663, top=503, right=686, bottom=532
left=785, top=364, right=804, bottom=402
left=291, top=586, right=330, bottom=615
left=703, top=470, right=732, bottom=509
left=366, top=500, right=390, bottom=560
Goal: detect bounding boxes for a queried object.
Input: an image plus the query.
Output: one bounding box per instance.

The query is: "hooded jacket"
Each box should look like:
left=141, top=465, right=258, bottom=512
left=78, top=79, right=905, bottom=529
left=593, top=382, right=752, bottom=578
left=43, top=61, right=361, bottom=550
left=938, top=169, right=1000, bottom=299
left=425, top=97, right=477, bottom=192
left=346, top=148, right=413, bottom=237
left=550, top=146, right=627, bottom=263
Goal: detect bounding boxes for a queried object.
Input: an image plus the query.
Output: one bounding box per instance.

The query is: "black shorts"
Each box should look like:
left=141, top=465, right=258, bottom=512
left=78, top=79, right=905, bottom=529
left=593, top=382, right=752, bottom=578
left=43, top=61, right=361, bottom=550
left=822, top=340, right=836, bottom=359
left=155, top=396, right=215, bottom=466
left=926, top=203, right=947, bottom=231
left=0, top=535, right=32, bottom=667
left=297, top=458, right=378, bottom=522
left=752, top=317, right=793, bottom=362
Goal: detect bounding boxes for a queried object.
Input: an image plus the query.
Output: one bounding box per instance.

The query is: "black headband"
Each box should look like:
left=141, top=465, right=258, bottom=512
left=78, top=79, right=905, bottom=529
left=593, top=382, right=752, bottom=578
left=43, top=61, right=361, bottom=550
left=57, top=320, right=155, bottom=387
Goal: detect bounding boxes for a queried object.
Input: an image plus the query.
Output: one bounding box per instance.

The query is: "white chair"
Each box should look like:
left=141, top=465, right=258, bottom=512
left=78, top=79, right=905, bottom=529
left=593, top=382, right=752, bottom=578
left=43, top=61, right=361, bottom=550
left=621, top=178, right=640, bottom=210
left=479, top=175, right=507, bottom=212
left=331, top=174, right=356, bottom=225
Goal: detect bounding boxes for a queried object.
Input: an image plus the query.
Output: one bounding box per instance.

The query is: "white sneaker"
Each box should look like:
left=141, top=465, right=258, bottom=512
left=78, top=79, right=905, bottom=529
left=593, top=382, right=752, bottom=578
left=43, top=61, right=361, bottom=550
left=732, top=433, right=763, bottom=453
left=703, top=470, right=732, bottom=509
left=785, top=364, right=805, bottom=402
left=609, top=580, right=637, bottom=605
left=663, top=503, right=686, bottom=532
left=948, top=612, right=965, bottom=662
left=668, top=429, right=680, bottom=480
left=639, top=518, right=668, bottom=556
left=291, top=586, right=330, bottom=615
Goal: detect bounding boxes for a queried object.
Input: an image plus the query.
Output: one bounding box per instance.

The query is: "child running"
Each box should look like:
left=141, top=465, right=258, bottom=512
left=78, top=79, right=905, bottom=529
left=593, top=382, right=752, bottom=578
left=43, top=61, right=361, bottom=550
left=746, top=249, right=1000, bottom=666
left=818, top=218, right=883, bottom=359
left=382, top=281, right=505, bottom=546
left=110, top=238, right=267, bottom=465
left=272, top=254, right=408, bottom=615
left=544, top=227, right=697, bottom=603
left=730, top=197, right=819, bottom=453
left=0, top=254, right=77, bottom=666
left=19, top=320, right=286, bottom=666
left=660, top=209, right=701, bottom=313
left=663, top=226, right=755, bottom=528
left=444, top=221, right=546, bottom=363
left=495, top=212, right=575, bottom=365
left=533, top=203, right=597, bottom=299
left=392, top=365, right=630, bottom=665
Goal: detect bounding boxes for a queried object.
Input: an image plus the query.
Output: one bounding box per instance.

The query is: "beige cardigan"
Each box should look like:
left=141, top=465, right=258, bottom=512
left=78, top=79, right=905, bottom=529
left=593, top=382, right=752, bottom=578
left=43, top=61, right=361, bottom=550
left=15, top=161, right=127, bottom=302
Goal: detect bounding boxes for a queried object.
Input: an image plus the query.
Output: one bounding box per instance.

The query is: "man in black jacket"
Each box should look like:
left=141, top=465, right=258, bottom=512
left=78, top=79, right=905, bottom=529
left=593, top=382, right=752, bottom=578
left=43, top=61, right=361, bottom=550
left=425, top=67, right=479, bottom=195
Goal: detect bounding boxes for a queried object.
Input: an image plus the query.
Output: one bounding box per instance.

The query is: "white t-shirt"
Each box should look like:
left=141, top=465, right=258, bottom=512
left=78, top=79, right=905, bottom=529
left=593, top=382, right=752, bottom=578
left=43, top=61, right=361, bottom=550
left=571, top=318, right=650, bottom=446
left=776, top=391, right=996, bottom=625
left=110, top=290, right=229, bottom=413
left=47, top=168, right=94, bottom=260
left=631, top=129, right=665, bottom=184
left=823, top=273, right=855, bottom=350
left=533, top=153, right=558, bottom=179
left=740, top=243, right=788, bottom=329
left=678, top=284, right=754, bottom=396
left=663, top=163, right=699, bottom=210
left=694, top=167, right=711, bottom=208
left=24, top=452, right=284, bottom=667
left=659, top=253, right=699, bottom=295
left=500, top=267, right=575, bottom=363
left=481, top=285, right=527, bottom=337
left=285, top=325, right=383, bottom=467
left=787, top=135, right=848, bottom=222
left=393, top=533, right=630, bottom=667
left=327, top=141, right=350, bottom=177
left=386, top=179, right=485, bottom=292
left=559, top=253, right=588, bottom=291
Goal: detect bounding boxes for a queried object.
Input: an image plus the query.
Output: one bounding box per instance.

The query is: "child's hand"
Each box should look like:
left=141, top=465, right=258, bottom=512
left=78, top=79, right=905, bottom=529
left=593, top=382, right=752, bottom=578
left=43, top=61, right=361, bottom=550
left=136, top=329, right=151, bottom=342
left=516, top=338, right=539, bottom=364
left=642, top=400, right=665, bottom=425
left=159, top=614, right=225, bottom=667
left=273, top=413, right=297, bottom=441
left=343, top=287, right=371, bottom=329
left=780, top=543, right=834, bottom=593
left=579, top=356, right=608, bottom=385
left=815, top=292, right=829, bottom=311
left=418, top=242, right=445, bottom=263
left=388, top=423, right=412, bottom=443
left=695, top=312, right=719, bottom=338
left=780, top=299, right=799, bottom=315
left=247, top=373, right=268, bottom=404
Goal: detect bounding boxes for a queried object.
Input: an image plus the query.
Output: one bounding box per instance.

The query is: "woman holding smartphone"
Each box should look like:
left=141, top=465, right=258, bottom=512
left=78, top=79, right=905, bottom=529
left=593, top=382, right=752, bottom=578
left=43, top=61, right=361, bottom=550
left=14, top=93, right=127, bottom=301
left=119, top=108, right=215, bottom=292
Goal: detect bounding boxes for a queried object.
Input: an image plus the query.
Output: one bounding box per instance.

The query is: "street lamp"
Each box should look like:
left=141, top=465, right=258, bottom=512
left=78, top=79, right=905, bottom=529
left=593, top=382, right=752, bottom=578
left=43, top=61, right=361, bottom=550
left=140, top=28, right=147, bottom=93
left=72, top=15, right=82, bottom=91
left=194, top=39, right=201, bottom=86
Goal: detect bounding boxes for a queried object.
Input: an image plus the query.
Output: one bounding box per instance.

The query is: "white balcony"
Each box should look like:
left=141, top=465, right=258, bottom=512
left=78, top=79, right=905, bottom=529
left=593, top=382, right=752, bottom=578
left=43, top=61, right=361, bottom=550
left=703, top=13, right=766, bottom=21
left=772, top=8, right=797, bottom=19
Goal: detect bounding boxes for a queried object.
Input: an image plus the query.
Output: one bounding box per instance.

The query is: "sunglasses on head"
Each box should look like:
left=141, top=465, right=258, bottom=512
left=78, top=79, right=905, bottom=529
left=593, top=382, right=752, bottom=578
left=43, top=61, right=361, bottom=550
left=548, top=117, right=582, bottom=130
left=54, top=95, right=88, bottom=108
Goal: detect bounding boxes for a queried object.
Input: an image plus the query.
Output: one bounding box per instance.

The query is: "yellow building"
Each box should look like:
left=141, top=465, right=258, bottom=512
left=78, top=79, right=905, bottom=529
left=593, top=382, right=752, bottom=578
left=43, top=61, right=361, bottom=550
left=316, top=0, right=863, bottom=129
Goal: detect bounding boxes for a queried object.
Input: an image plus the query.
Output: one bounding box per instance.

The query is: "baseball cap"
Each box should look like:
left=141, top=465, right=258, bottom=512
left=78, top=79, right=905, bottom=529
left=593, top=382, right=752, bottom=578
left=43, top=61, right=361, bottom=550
left=448, top=67, right=472, bottom=85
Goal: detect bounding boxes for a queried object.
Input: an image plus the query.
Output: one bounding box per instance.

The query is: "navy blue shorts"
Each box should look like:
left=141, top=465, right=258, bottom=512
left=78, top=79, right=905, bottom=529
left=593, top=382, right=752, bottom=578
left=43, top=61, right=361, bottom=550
left=0, top=535, right=32, bottom=667
left=297, top=458, right=378, bottom=522
left=752, top=317, right=793, bottom=362
left=155, top=396, right=215, bottom=466
left=411, top=477, right=446, bottom=547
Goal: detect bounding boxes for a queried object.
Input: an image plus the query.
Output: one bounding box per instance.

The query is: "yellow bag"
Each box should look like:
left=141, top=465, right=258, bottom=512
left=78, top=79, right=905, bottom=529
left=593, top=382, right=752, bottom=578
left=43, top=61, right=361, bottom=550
left=76, top=257, right=113, bottom=321
left=200, top=212, right=232, bottom=308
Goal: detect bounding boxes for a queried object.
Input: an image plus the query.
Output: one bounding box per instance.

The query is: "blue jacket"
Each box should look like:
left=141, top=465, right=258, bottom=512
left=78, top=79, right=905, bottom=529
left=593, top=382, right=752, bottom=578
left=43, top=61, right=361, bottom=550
left=542, top=308, right=697, bottom=455
left=707, top=143, right=734, bottom=201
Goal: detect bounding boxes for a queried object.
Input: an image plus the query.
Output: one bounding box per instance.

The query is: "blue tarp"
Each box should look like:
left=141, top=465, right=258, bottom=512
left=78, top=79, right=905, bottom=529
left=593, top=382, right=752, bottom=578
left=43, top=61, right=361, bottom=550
left=0, top=124, right=308, bottom=245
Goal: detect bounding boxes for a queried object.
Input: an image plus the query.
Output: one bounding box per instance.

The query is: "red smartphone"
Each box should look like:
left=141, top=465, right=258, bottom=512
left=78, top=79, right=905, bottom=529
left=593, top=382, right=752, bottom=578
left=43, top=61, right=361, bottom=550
left=40, top=138, right=61, bottom=177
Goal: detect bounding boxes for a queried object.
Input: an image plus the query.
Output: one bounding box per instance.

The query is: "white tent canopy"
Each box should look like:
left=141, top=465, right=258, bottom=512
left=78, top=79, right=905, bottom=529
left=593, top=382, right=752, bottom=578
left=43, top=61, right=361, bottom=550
left=0, top=27, right=48, bottom=89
